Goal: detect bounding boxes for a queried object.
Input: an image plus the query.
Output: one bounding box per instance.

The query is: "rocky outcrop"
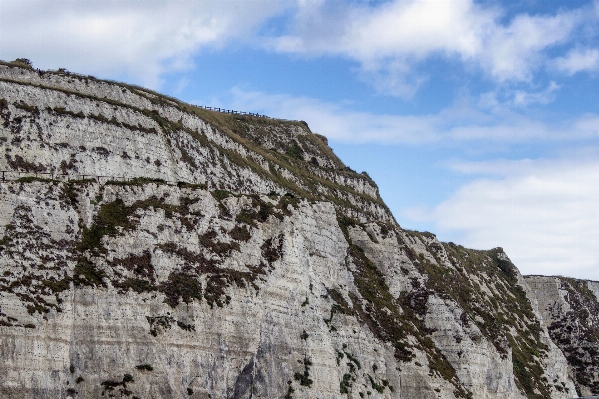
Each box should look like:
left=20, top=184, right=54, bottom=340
left=526, top=276, right=599, bottom=397
left=0, top=60, right=590, bottom=398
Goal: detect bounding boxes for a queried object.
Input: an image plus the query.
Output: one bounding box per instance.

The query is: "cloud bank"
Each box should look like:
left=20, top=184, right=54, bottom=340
left=0, top=0, right=285, bottom=87
left=270, top=0, right=591, bottom=95
left=1, top=0, right=597, bottom=93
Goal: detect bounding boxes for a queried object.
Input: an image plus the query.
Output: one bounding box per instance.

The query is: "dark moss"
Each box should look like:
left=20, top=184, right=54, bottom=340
left=284, top=385, right=295, bottom=399
left=211, top=190, right=231, bottom=201
left=157, top=243, right=262, bottom=308
left=115, top=251, right=153, bottom=277
left=229, top=225, right=251, bottom=242
left=159, top=271, right=202, bottom=308
left=294, top=357, right=313, bottom=387
left=116, top=278, right=155, bottom=294
left=6, top=154, right=46, bottom=172
left=177, top=321, right=195, bottom=331
left=15, top=176, right=55, bottom=183
left=105, top=177, right=166, bottom=186
left=146, top=315, right=174, bottom=336
left=78, top=196, right=199, bottom=254
left=77, top=199, right=134, bottom=254
left=285, top=141, right=304, bottom=160
left=199, top=230, right=239, bottom=256
left=73, top=257, right=106, bottom=288
left=261, top=234, right=284, bottom=264
left=42, top=277, right=71, bottom=293
left=340, top=373, right=352, bottom=394
left=368, top=375, right=385, bottom=393
left=177, top=181, right=207, bottom=189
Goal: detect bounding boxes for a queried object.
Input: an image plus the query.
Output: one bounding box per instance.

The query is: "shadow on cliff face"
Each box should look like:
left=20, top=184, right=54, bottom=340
left=231, top=359, right=267, bottom=399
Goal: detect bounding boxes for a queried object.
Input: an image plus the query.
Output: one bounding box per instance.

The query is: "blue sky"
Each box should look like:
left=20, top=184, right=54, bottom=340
left=2, top=0, right=599, bottom=280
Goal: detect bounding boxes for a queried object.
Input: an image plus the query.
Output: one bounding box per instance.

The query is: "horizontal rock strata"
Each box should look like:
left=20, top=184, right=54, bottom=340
left=0, top=61, right=592, bottom=399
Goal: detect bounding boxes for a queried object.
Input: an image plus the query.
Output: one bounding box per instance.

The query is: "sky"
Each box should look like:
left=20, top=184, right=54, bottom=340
left=1, top=0, right=599, bottom=280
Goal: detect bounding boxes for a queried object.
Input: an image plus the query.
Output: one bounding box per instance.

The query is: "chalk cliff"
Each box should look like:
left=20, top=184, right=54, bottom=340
left=0, top=60, right=593, bottom=399
left=526, top=276, right=599, bottom=397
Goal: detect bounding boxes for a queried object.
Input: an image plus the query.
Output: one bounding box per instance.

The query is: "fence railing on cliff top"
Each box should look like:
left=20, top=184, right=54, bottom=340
left=197, top=105, right=301, bottom=124
left=197, top=106, right=268, bottom=119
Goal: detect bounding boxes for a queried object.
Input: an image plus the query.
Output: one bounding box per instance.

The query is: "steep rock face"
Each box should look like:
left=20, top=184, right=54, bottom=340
left=526, top=276, right=599, bottom=397
left=0, top=61, right=586, bottom=399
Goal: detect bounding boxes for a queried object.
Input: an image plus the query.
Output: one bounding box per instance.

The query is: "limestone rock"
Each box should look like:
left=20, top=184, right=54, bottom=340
left=0, top=61, right=591, bottom=399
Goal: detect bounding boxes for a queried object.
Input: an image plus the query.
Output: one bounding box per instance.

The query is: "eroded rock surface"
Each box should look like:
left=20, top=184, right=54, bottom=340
left=526, top=276, right=599, bottom=397
left=0, top=61, right=591, bottom=399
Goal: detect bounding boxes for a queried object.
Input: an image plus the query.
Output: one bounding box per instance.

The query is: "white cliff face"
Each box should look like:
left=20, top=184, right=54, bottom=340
left=0, top=62, right=588, bottom=399
left=0, top=181, right=442, bottom=399
left=526, top=276, right=599, bottom=397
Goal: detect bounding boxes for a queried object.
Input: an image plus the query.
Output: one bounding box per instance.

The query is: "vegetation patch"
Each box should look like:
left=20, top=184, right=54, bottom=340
left=229, top=225, right=251, bottom=242
left=77, top=199, right=134, bottom=254
left=199, top=230, right=239, bottom=256
left=78, top=195, right=200, bottom=255
left=340, top=373, right=353, bottom=394
left=235, top=195, right=279, bottom=226
left=114, top=251, right=154, bottom=277
left=73, top=257, right=106, bottom=288
left=42, top=277, right=71, bottom=293
left=367, top=375, right=386, bottom=393
left=158, top=242, right=264, bottom=308
left=177, top=321, right=195, bottom=331
left=106, top=177, right=166, bottom=186
left=211, top=190, right=231, bottom=201
left=15, top=176, right=55, bottom=184
left=436, top=242, right=551, bottom=398
left=545, top=277, right=599, bottom=395
left=336, top=217, right=473, bottom=398
left=177, top=181, right=207, bottom=189
left=261, top=234, right=284, bottom=265
left=159, top=271, right=202, bottom=308
left=294, top=357, right=313, bottom=387
left=285, top=140, right=304, bottom=160
left=146, top=315, right=174, bottom=336
left=6, top=154, right=46, bottom=172
left=100, top=374, right=135, bottom=396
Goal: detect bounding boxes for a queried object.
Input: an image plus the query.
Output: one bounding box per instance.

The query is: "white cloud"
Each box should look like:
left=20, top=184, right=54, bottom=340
left=405, top=158, right=599, bottom=280
left=272, top=0, right=492, bottom=58
left=480, top=12, right=579, bottom=82
left=225, top=88, right=440, bottom=143
left=0, top=0, right=593, bottom=94
left=513, top=82, right=560, bottom=107
left=554, top=47, right=599, bottom=75
left=268, top=0, right=587, bottom=91
left=0, top=0, right=286, bottom=88
left=225, top=88, right=599, bottom=144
